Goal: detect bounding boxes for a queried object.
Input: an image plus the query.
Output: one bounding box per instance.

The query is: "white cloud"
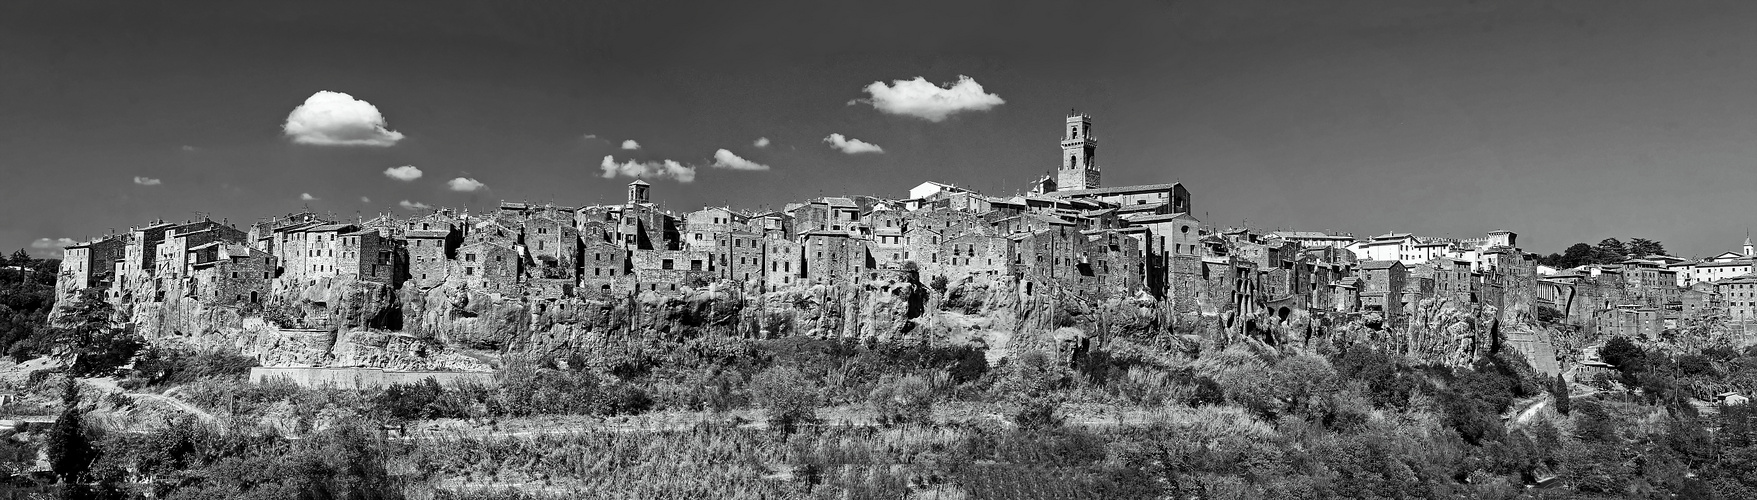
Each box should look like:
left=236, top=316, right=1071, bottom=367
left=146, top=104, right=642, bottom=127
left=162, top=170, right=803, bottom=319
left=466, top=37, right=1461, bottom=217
left=29, top=238, right=77, bottom=258
left=180, top=145, right=198, bottom=152
left=133, top=176, right=162, bottom=186
left=850, top=75, right=1005, bottom=122
left=621, top=139, right=641, bottom=150
left=301, top=193, right=319, bottom=201
left=599, top=155, right=696, bottom=183
left=753, top=137, right=771, bottom=148
left=823, top=133, right=884, bottom=154
left=447, top=177, right=487, bottom=192
left=582, top=134, right=598, bottom=140
left=399, top=200, right=432, bottom=210
left=360, top=196, right=372, bottom=203
left=711, top=149, right=770, bottom=171
left=282, top=90, right=405, bottom=146
left=383, top=165, right=423, bottom=181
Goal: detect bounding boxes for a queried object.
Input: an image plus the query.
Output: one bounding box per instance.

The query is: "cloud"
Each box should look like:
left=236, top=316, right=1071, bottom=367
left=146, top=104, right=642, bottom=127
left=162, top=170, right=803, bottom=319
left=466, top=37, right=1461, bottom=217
left=29, top=238, right=77, bottom=258
left=447, top=177, right=487, bottom=192
left=754, top=137, right=771, bottom=148
left=599, top=155, right=696, bottom=183
left=399, top=200, right=432, bottom=210
left=823, top=133, right=884, bottom=154
left=133, top=176, right=162, bottom=186
left=582, top=134, right=598, bottom=140
left=282, top=90, right=405, bottom=146
left=383, top=165, right=423, bottom=181
left=300, top=193, right=318, bottom=201
left=850, top=75, right=1004, bottom=122
left=180, top=145, right=198, bottom=152
left=621, top=139, right=641, bottom=150
left=711, top=149, right=770, bottom=171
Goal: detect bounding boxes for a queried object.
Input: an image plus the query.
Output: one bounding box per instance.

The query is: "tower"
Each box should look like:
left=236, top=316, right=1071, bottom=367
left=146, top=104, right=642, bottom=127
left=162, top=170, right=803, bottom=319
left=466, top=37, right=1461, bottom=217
left=1057, top=109, right=1100, bottom=191
left=627, top=179, right=650, bottom=205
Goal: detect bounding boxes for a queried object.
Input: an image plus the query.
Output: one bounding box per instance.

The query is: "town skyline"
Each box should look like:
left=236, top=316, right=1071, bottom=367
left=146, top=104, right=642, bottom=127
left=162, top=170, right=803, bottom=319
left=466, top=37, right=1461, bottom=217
left=10, top=1, right=1757, bottom=260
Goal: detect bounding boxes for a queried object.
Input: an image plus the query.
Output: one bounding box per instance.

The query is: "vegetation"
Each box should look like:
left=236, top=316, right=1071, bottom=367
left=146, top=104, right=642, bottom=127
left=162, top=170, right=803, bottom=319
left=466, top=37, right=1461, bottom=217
left=1536, top=237, right=1669, bottom=269
left=9, top=241, right=1757, bottom=497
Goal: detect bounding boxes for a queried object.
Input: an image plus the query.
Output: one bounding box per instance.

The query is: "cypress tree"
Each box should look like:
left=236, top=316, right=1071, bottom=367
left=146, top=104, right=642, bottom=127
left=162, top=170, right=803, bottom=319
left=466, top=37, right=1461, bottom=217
left=45, top=379, right=92, bottom=482
left=1553, top=373, right=1571, bottom=416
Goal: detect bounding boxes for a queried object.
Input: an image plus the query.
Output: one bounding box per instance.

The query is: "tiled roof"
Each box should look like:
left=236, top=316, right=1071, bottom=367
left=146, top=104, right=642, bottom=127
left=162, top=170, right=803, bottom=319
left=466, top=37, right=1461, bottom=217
left=1039, top=183, right=1182, bottom=198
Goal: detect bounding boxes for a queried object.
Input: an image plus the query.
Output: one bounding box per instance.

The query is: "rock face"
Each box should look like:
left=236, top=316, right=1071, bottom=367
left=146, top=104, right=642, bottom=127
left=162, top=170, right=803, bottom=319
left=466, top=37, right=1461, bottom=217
left=113, top=264, right=1541, bottom=373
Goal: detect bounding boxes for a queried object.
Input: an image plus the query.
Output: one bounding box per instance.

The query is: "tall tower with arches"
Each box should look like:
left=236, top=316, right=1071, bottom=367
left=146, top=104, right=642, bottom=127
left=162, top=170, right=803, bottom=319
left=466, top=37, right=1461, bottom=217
left=1057, top=109, right=1100, bottom=191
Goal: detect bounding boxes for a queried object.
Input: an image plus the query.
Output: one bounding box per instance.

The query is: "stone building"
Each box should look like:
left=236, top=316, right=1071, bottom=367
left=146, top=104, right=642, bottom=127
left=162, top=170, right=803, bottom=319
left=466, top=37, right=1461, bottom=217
left=58, top=234, right=127, bottom=292
left=188, top=243, right=274, bottom=306
left=1358, top=260, right=1408, bottom=320
left=1056, top=110, right=1101, bottom=191
left=337, top=229, right=401, bottom=286
left=457, top=239, right=521, bottom=293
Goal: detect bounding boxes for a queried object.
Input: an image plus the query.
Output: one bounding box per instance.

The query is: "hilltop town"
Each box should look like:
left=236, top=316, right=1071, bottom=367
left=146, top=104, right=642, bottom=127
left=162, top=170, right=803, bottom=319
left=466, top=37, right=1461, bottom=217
left=42, top=110, right=1740, bottom=380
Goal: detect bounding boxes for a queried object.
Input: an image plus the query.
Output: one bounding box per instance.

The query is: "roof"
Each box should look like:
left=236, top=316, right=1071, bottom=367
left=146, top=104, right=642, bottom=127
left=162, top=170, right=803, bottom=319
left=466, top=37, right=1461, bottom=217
left=406, top=229, right=449, bottom=239
left=304, top=223, right=356, bottom=233
left=1023, top=213, right=1076, bottom=226
left=1125, top=212, right=1198, bottom=224
left=1039, top=183, right=1182, bottom=198
left=1716, top=274, right=1757, bottom=285
left=628, top=179, right=650, bottom=186
left=1372, top=232, right=1413, bottom=241
left=1359, top=260, right=1402, bottom=270
left=1270, top=231, right=1352, bottom=240
left=817, top=197, right=856, bottom=208
left=1698, top=259, right=1755, bottom=268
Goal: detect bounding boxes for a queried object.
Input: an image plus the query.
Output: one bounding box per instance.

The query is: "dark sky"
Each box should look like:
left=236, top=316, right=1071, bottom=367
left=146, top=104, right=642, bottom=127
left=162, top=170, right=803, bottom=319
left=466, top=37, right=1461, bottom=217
left=6, top=0, right=1757, bottom=259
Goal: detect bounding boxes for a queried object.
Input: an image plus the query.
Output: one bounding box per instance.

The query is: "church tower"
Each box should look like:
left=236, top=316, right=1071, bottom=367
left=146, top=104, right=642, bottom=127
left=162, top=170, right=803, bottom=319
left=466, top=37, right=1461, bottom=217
left=1057, top=110, right=1100, bottom=191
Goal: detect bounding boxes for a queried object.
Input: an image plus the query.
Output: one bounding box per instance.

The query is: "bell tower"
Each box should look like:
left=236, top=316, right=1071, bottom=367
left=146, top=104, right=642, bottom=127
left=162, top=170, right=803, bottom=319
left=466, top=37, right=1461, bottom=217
left=1057, top=110, right=1099, bottom=191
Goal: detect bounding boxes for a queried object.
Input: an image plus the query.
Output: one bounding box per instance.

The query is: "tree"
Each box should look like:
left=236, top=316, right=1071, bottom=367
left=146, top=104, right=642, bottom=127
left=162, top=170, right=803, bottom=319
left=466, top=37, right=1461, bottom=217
left=1000, top=350, right=1067, bottom=429
left=1594, top=238, right=1628, bottom=264
left=1627, top=238, right=1667, bottom=258
left=1560, top=243, right=1596, bottom=268
left=53, top=289, right=143, bottom=377
left=751, top=365, right=819, bottom=432
left=46, top=379, right=93, bottom=483
left=1600, top=337, right=1645, bottom=374
left=1553, top=373, right=1571, bottom=416
left=869, top=375, right=934, bottom=426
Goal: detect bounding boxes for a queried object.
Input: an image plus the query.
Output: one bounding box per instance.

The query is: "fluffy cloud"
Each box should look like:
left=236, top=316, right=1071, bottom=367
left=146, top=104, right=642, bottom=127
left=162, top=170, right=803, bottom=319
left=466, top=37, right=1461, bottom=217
left=448, top=177, right=487, bottom=192
left=621, top=140, right=641, bottom=150
left=582, top=134, right=598, bottom=139
left=823, top=133, right=884, bottom=154
left=300, top=193, right=318, bottom=201
left=711, top=149, right=770, bottom=171
left=29, top=238, right=77, bottom=258
left=383, top=165, right=423, bottom=181
left=753, top=137, right=771, bottom=148
left=282, top=91, right=405, bottom=146
left=361, top=197, right=372, bottom=203
left=399, top=200, right=432, bottom=210
left=850, top=75, right=1004, bottom=122
left=133, top=176, right=162, bottom=186
left=599, top=155, right=696, bottom=183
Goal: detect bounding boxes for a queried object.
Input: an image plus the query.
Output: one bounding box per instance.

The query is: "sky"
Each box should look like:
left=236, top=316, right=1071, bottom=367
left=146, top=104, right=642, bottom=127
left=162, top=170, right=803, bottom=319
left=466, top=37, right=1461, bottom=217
left=5, top=0, right=1757, bottom=259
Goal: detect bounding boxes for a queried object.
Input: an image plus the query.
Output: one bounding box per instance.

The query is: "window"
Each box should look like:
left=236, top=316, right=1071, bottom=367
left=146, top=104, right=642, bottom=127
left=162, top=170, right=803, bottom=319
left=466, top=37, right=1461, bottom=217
left=465, top=267, right=475, bottom=275
left=662, top=259, right=674, bottom=270
left=465, top=253, right=477, bottom=262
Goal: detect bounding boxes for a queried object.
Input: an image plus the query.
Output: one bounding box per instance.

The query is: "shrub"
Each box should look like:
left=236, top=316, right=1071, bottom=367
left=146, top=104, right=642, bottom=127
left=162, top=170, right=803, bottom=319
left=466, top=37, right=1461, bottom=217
left=750, top=365, right=818, bottom=432
left=870, top=375, right=934, bottom=426
left=130, top=347, right=259, bottom=386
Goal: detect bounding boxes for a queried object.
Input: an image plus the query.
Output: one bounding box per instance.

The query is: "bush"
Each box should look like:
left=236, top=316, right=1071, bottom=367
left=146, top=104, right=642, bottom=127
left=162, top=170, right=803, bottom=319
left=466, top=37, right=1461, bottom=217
left=870, top=375, right=934, bottom=426
left=130, top=347, right=259, bottom=386
left=750, top=365, right=818, bottom=432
